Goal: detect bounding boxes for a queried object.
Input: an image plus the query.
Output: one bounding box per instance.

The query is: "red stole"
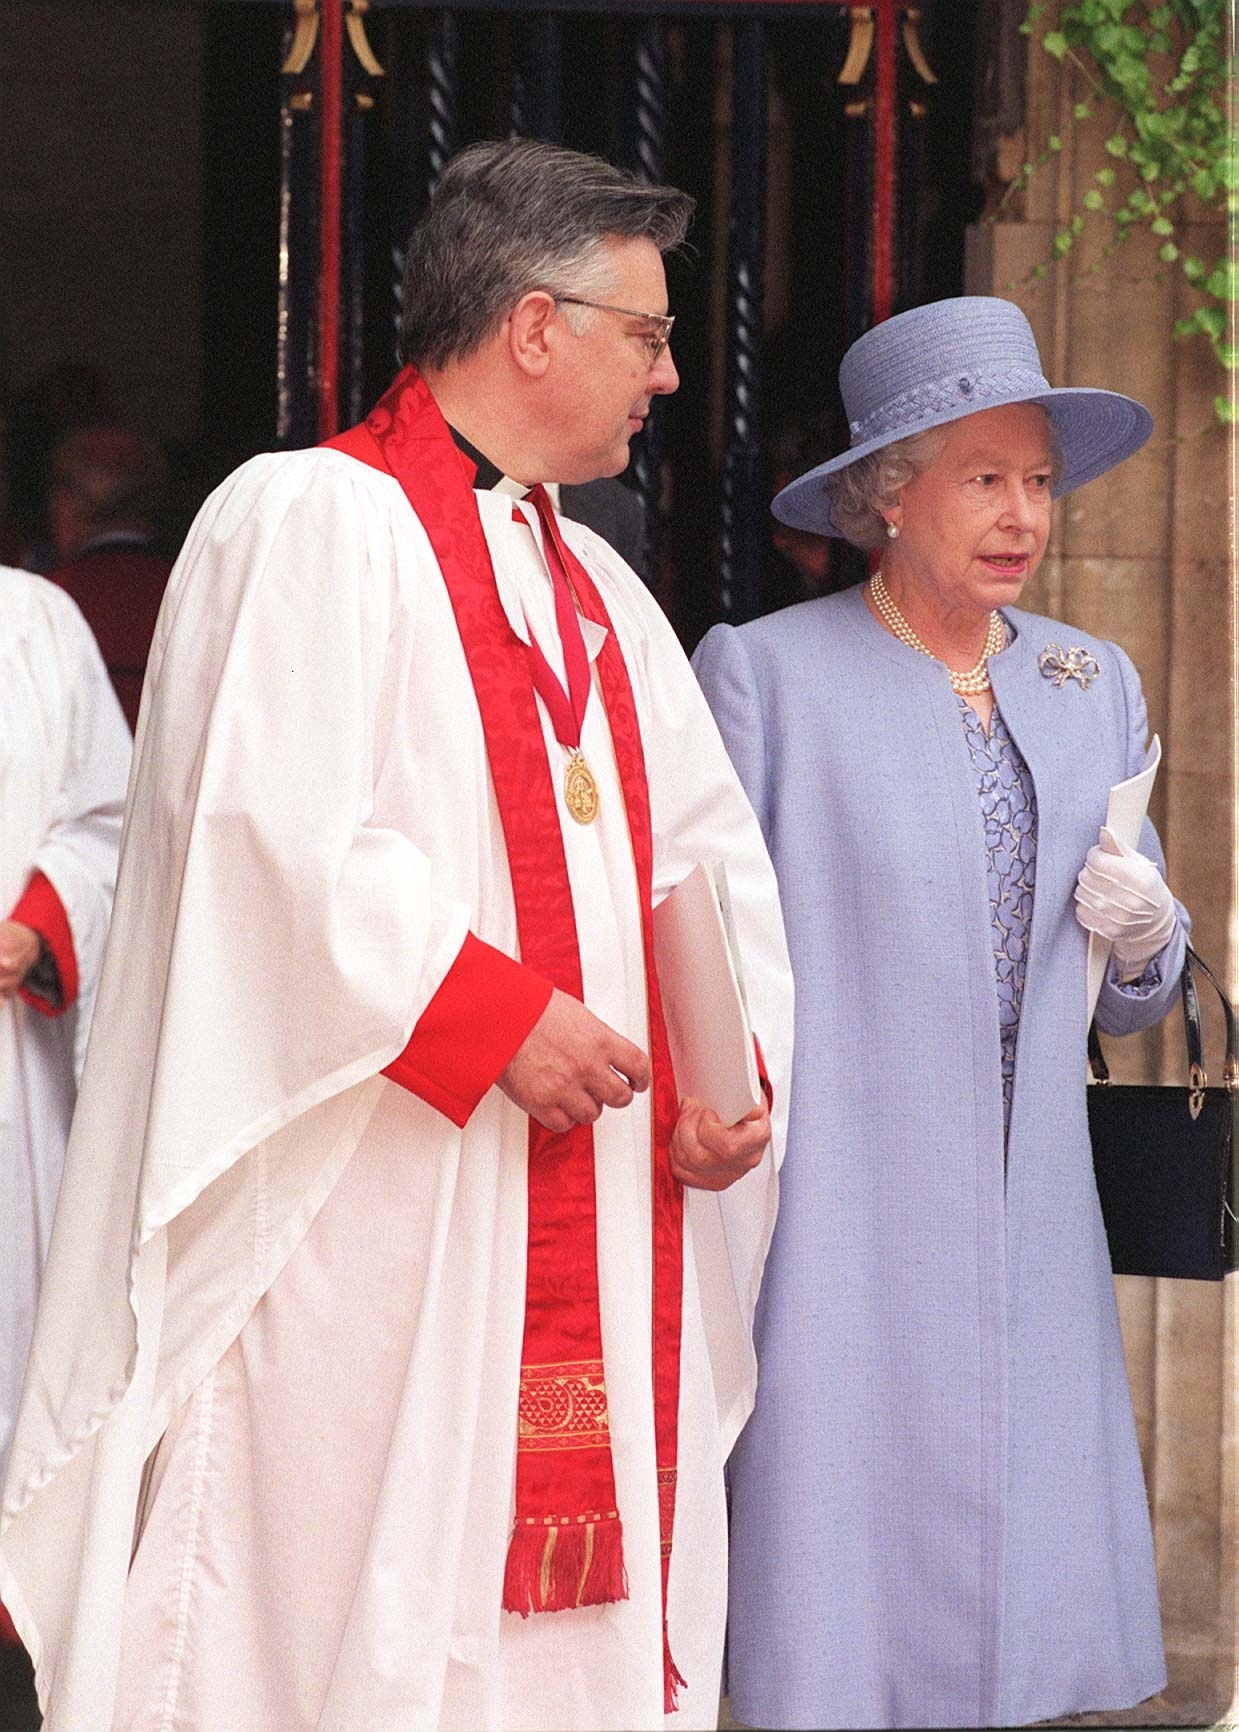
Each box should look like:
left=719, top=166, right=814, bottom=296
left=324, top=368, right=686, bottom=1710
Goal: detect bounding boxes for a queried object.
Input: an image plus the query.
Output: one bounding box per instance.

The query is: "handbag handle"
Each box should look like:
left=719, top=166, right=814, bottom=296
left=1184, top=943, right=1237, bottom=1087
left=1088, top=943, right=1237, bottom=1117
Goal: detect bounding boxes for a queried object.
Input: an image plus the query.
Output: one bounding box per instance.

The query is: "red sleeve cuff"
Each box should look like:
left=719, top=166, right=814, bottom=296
left=11, top=870, right=78, bottom=1015
left=753, top=1034, right=773, bottom=1111
left=382, top=932, right=553, bottom=1128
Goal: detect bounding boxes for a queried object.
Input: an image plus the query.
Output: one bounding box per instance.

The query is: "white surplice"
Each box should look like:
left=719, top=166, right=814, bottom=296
left=0, top=568, right=129, bottom=1479
left=0, top=451, right=793, bottom=1732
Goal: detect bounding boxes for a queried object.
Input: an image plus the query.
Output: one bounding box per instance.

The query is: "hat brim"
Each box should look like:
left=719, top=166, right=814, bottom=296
left=772, top=385, right=1154, bottom=537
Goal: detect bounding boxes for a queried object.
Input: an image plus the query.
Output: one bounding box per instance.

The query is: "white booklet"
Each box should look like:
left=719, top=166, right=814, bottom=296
left=653, top=861, right=763, bottom=1127
left=1085, top=734, right=1161, bottom=1027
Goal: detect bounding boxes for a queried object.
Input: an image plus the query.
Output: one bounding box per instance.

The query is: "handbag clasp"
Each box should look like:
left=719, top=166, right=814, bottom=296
left=1189, top=1062, right=1207, bottom=1120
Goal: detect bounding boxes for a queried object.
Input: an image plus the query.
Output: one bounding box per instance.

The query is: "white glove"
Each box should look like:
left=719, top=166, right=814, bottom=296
left=1074, top=826, right=1178, bottom=978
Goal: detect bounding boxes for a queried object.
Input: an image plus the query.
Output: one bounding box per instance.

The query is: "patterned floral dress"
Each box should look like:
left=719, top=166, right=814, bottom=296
left=959, top=697, right=1038, bottom=1134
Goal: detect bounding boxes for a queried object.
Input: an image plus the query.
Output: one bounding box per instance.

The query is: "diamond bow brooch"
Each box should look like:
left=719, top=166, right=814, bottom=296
left=1038, top=644, right=1101, bottom=690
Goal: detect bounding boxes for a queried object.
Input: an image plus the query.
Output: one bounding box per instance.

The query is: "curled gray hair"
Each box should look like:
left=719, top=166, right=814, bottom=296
left=399, top=138, right=694, bottom=370
left=824, top=428, right=947, bottom=551
left=825, top=408, right=1065, bottom=550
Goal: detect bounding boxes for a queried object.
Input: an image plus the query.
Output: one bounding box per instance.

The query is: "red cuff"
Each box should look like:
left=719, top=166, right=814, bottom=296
left=382, top=932, right=553, bottom=1128
left=11, top=870, right=78, bottom=1015
left=753, top=1034, right=773, bottom=1111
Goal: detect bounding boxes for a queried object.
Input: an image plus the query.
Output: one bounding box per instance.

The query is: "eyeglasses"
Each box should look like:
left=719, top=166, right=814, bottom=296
left=555, top=296, right=675, bottom=366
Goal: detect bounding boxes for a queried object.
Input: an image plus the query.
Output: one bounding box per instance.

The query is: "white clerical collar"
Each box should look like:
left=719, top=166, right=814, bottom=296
left=493, top=475, right=561, bottom=512
left=478, top=491, right=608, bottom=666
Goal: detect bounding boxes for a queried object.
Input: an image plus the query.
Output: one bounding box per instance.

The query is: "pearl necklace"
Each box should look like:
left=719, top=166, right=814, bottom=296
left=869, top=571, right=1006, bottom=696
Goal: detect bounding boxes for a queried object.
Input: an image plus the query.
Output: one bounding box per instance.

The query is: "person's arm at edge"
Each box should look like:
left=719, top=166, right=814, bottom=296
left=1094, top=645, right=1188, bottom=1037
left=7, top=871, right=77, bottom=1014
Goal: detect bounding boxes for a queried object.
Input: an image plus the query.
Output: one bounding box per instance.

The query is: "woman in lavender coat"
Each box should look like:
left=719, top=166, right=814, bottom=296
left=693, top=298, right=1188, bottom=1730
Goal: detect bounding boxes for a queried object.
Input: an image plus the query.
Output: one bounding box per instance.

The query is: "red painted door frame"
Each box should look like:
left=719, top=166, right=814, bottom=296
left=317, top=0, right=343, bottom=439
left=871, top=0, right=898, bottom=324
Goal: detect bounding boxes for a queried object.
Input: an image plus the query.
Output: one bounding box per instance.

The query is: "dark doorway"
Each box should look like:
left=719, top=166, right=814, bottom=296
left=198, top=1, right=982, bottom=642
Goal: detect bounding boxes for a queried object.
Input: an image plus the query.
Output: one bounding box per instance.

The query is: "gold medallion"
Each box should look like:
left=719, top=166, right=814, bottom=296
left=564, top=749, right=600, bottom=825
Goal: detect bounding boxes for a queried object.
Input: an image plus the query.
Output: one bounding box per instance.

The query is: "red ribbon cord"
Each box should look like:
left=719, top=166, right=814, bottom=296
left=514, top=487, right=591, bottom=751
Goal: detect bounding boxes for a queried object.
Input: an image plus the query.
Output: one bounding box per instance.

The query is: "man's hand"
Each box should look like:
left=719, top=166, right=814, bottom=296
left=0, top=921, right=41, bottom=1000
left=498, top=988, right=651, bottom=1133
left=670, top=1099, right=771, bottom=1193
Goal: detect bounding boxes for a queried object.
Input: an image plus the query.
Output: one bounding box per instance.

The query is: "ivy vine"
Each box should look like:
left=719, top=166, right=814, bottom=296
left=1010, top=0, right=1235, bottom=421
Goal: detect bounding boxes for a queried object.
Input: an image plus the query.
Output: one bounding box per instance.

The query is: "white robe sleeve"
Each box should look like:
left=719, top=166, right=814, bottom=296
left=25, top=585, right=131, bottom=1075
left=2, top=452, right=474, bottom=1527
left=0, top=575, right=128, bottom=1492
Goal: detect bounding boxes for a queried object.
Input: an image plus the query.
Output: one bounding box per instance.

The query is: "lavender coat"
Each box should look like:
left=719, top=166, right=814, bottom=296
left=693, top=584, right=1187, bottom=1731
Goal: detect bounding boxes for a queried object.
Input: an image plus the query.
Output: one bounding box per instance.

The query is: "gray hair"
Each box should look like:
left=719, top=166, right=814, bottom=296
left=824, top=410, right=1064, bottom=549
left=824, top=428, right=948, bottom=551
left=398, top=138, right=694, bottom=370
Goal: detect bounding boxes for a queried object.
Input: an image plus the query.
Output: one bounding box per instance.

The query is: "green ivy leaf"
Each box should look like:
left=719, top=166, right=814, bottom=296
left=1213, top=393, right=1238, bottom=423
left=1204, top=259, right=1239, bottom=301
left=1027, top=0, right=1229, bottom=405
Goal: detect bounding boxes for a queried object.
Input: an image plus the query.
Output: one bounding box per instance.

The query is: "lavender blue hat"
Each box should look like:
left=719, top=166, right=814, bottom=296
left=773, top=296, right=1153, bottom=536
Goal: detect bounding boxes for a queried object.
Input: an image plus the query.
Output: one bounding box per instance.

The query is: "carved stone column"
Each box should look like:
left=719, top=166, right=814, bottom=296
left=967, top=13, right=1234, bottom=1724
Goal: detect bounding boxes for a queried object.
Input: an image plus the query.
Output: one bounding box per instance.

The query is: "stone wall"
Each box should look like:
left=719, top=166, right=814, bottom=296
left=967, top=17, right=1235, bottom=1726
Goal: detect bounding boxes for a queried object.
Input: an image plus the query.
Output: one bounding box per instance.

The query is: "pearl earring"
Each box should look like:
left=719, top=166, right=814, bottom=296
left=886, top=522, right=899, bottom=540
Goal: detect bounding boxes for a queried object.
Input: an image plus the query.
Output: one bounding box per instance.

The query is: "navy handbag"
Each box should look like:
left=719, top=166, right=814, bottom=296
left=1088, top=945, right=1236, bottom=1281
